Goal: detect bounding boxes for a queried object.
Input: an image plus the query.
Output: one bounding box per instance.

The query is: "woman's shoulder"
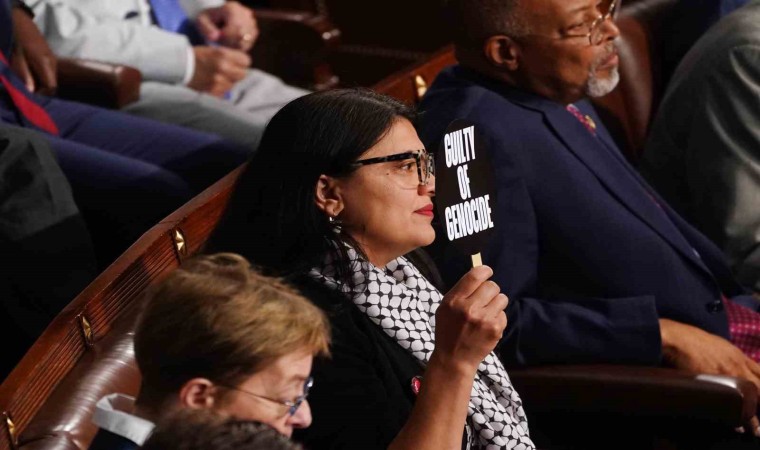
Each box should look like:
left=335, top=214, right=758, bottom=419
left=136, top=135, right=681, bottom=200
left=287, top=273, right=423, bottom=375
left=288, top=275, right=376, bottom=346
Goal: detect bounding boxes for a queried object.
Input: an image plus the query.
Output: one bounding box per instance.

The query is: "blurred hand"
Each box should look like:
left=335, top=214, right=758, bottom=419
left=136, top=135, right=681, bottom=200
left=660, top=318, right=760, bottom=437
left=434, top=265, right=508, bottom=372
left=195, top=1, right=258, bottom=52
left=188, top=46, right=250, bottom=97
left=10, top=7, right=57, bottom=95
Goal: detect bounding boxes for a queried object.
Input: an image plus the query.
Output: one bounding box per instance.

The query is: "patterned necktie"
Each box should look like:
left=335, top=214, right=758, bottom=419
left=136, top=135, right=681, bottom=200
left=0, top=51, right=58, bottom=135
left=149, top=0, right=205, bottom=45
left=566, top=103, right=597, bottom=136
left=723, top=297, right=760, bottom=362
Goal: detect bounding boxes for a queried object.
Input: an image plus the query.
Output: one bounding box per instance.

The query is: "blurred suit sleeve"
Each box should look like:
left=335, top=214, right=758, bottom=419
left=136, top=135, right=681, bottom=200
left=681, top=46, right=760, bottom=292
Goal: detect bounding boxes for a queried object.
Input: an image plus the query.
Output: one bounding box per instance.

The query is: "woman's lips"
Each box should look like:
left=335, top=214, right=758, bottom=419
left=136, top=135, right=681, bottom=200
left=415, top=204, right=434, bottom=217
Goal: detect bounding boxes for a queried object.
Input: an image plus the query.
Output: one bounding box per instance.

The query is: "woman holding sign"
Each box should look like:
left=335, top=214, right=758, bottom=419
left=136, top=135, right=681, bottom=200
left=209, top=89, right=534, bottom=450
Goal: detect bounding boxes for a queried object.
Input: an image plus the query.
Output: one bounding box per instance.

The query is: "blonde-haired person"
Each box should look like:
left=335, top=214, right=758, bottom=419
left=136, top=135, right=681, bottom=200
left=88, top=253, right=330, bottom=450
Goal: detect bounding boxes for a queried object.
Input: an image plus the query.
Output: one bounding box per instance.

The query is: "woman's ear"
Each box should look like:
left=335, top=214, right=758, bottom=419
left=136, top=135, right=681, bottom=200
left=314, top=175, right=343, bottom=218
left=178, top=378, right=218, bottom=409
left=484, top=35, right=520, bottom=71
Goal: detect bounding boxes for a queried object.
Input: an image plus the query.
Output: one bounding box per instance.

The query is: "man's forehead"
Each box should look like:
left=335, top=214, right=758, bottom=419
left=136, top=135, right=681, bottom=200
left=522, top=0, right=596, bottom=22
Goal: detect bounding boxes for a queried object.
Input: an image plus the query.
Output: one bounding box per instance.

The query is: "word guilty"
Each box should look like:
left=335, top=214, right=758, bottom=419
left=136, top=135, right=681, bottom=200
left=443, top=126, right=495, bottom=241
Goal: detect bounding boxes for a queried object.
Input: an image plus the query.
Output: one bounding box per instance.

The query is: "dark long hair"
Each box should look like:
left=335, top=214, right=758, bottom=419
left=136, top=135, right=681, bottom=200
left=208, top=89, right=416, bottom=285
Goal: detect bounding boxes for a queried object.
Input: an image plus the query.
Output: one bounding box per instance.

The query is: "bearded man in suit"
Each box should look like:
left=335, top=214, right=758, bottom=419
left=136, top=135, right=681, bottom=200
left=420, top=0, right=760, bottom=434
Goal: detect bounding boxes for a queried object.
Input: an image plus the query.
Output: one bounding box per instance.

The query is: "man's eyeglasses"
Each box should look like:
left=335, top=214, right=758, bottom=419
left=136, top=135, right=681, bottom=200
left=518, top=0, right=620, bottom=46
left=218, top=376, right=313, bottom=417
left=352, top=149, right=435, bottom=188
left=566, top=0, right=620, bottom=46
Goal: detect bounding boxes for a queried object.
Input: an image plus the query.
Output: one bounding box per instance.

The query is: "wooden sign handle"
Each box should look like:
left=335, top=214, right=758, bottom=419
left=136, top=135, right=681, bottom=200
left=471, top=253, right=482, bottom=267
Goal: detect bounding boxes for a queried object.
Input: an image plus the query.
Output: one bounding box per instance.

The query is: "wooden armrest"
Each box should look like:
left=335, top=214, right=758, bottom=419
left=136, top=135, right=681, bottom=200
left=509, top=365, right=757, bottom=426
left=251, top=9, right=340, bottom=89
left=56, top=58, right=141, bottom=109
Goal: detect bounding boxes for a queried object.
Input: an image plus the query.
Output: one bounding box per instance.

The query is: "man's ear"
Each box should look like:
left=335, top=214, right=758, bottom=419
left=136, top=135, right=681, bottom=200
left=178, top=378, right=218, bottom=409
left=483, top=35, right=520, bottom=71
left=314, top=175, right=343, bottom=218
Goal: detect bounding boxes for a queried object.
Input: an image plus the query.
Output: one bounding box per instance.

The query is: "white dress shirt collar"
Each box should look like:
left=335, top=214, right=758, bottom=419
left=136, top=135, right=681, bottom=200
left=92, top=394, right=155, bottom=446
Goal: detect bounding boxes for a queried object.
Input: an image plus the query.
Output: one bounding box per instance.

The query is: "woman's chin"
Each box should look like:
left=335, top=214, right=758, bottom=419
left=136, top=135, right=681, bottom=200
left=420, top=227, right=437, bottom=247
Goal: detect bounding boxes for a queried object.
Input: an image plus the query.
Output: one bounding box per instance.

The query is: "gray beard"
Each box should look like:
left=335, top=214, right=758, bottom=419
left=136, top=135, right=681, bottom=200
left=585, top=65, right=620, bottom=98
left=585, top=40, right=621, bottom=98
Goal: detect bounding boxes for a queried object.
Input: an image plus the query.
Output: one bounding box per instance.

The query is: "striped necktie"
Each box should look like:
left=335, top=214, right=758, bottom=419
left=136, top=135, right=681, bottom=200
left=0, top=51, right=58, bottom=135
left=149, top=0, right=205, bottom=45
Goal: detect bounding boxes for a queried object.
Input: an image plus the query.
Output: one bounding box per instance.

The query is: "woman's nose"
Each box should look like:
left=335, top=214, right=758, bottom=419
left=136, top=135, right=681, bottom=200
left=419, top=173, right=436, bottom=195
left=287, top=399, right=313, bottom=429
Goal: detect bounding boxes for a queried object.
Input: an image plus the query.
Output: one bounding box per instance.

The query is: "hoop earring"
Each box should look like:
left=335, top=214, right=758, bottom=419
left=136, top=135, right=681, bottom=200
left=328, top=211, right=342, bottom=228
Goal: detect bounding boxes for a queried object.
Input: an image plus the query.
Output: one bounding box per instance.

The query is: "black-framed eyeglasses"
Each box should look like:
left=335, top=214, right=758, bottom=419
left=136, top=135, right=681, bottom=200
left=352, top=149, right=435, bottom=187
left=218, top=376, right=313, bottom=417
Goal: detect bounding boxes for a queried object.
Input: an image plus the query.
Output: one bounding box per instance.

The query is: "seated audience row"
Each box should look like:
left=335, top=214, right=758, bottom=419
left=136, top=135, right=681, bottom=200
left=0, top=0, right=257, bottom=372
left=8, top=0, right=760, bottom=448
left=2, top=0, right=250, bottom=259
left=31, top=0, right=307, bottom=149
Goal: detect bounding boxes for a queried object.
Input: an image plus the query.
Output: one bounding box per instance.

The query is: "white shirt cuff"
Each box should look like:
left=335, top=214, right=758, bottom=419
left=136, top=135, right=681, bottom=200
left=182, top=46, right=196, bottom=85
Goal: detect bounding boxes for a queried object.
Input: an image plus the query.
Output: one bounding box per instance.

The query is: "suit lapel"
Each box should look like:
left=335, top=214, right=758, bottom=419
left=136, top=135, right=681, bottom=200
left=541, top=103, right=713, bottom=276
left=450, top=67, right=713, bottom=276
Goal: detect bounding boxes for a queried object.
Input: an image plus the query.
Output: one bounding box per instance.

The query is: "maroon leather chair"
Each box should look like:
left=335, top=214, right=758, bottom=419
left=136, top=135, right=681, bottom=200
left=591, top=0, right=679, bottom=163
left=56, top=59, right=141, bottom=109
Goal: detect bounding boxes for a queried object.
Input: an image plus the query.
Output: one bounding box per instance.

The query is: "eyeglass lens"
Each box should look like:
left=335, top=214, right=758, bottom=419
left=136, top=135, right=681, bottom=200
left=420, top=151, right=435, bottom=185
left=288, top=377, right=314, bottom=415
left=589, top=0, right=618, bottom=45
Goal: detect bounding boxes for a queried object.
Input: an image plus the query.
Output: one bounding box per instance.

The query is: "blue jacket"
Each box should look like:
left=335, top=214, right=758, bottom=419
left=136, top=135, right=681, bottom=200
left=419, top=65, right=755, bottom=367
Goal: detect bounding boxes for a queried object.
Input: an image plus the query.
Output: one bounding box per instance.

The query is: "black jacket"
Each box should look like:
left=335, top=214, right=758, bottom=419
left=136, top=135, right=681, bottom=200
left=291, top=275, right=425, bottom=450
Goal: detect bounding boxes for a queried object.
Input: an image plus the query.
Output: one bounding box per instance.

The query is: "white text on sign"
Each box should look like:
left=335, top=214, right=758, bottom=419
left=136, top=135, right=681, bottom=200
left=443, top=126, right=495, bottom=241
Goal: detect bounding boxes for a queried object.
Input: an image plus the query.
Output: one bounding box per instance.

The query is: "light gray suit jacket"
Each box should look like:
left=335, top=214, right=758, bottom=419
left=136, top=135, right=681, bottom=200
left=642, top=0, right=760, bottom=291
left=28, top=0, right=221, bottom=84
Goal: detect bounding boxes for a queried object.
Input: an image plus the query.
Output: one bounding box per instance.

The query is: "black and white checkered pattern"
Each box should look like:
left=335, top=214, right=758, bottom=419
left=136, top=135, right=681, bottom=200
left=310, top=247, right=535, bottom=450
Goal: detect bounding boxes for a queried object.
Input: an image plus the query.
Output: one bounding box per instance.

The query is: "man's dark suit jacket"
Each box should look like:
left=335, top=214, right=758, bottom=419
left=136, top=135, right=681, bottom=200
left=418, top=66, right=757, bottom=367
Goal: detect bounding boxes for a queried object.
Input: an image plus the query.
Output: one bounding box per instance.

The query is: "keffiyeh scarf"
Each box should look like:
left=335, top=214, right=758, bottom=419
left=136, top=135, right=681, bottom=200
left=310, top=247, right=535, bottom=450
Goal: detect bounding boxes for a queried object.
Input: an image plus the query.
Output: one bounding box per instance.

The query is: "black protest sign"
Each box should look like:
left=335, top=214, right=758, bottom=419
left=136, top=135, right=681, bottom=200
left=435, top=120, right=497, bottom=264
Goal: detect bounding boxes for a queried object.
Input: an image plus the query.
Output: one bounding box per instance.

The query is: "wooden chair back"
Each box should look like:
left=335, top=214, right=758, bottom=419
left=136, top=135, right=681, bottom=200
left=373, top=45, right=457, bottom=105
left=0, top=166, right=244, bottom=450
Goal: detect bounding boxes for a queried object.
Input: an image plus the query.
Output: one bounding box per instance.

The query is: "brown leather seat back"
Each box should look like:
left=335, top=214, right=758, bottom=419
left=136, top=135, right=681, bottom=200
left=373, top=45, right=457, bottom=105
left=0, top=166, right=245, bottom=450
left=591, top=0, right=678, bottom=162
